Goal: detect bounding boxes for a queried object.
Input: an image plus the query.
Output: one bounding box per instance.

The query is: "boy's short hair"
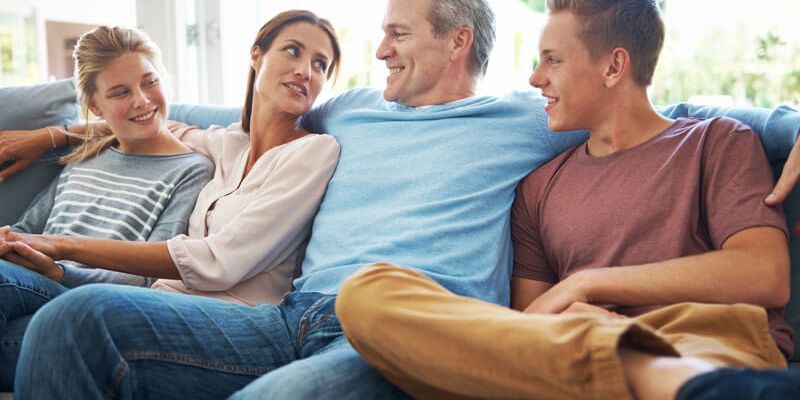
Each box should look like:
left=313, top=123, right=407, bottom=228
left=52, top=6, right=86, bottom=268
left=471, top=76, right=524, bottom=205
left=547, top=0, right=665, bottom=86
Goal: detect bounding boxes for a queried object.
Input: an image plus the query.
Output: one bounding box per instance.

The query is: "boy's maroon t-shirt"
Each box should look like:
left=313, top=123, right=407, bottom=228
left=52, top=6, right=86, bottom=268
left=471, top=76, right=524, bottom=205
left=512, top=117, right=792, bottom=355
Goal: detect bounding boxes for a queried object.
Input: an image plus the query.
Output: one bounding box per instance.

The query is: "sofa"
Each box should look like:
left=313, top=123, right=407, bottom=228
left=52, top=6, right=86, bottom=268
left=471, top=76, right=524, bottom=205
left=1, top=79, right=800, bottom=379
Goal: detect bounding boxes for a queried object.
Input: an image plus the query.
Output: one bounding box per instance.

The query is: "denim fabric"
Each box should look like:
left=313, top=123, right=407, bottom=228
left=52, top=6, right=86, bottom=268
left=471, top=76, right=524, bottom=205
left=229, top=335, right=410, bottom=400
left=14, top=284, right=408, bottom=400
left=0, top=259, right=69, bottom=390
left=677, top=368, right=800, bottom=400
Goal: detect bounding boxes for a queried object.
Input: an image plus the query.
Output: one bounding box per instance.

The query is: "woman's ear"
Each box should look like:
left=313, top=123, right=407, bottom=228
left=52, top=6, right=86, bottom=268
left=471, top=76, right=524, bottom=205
left=250, top=46, right=263, bottom=70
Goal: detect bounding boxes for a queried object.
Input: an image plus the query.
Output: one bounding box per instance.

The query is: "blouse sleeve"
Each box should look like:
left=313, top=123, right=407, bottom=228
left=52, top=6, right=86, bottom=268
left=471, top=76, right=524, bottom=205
left=165, top=135, right=340, bottom=291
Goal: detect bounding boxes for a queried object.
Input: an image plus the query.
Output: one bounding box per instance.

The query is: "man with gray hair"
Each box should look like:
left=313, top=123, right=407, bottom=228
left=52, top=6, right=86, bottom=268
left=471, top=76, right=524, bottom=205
left=14, top=0, right=800, bottom=399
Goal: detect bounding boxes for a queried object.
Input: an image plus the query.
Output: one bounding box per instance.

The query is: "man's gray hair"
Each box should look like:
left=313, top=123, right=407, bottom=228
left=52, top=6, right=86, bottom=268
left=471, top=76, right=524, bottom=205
left=427, top=0, right=496, bottom=76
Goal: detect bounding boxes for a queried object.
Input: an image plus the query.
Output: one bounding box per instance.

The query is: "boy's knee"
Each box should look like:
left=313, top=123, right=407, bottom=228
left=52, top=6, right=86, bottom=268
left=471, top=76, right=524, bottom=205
left=337, top=263, right=407, bottom=334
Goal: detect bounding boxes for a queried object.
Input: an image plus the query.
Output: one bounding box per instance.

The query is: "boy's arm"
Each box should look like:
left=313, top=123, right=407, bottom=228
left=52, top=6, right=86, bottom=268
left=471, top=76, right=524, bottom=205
left=525, top=226, right=788, bottom=314
left=511, top=277, right=552, bottom=311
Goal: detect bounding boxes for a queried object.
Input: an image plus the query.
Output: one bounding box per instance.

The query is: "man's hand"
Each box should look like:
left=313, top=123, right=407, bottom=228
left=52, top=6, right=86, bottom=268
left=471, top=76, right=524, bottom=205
left=765, top=130, right=800, bottom=234
left=0, top=128, right=54, bottom=182
left=523, top=272, right=591, bottom=314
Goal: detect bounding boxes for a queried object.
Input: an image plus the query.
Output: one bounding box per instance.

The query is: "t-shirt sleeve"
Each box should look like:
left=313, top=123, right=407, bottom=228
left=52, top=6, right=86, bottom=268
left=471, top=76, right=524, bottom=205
left=702, top=117, right=788, bottom=248
left=511, top=179, right=558, bottom=282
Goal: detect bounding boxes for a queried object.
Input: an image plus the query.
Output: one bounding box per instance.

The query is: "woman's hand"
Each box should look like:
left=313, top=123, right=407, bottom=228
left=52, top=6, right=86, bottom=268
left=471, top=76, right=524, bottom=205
left=5, top=241, right=63, bottom=282
left=0, top=228, right=61, bottom=259
left=0, top=127, right=56, bottom=182
left=0, top=227, right=63, bottom=281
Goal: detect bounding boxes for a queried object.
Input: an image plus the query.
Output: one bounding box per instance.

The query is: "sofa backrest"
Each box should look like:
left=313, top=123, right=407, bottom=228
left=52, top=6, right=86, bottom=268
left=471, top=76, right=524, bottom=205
left=0, top=79, right=79, bottom=225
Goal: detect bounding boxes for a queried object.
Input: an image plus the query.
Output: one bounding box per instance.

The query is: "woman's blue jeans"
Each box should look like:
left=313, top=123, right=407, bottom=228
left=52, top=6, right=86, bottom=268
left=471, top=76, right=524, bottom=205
left=14, top=284, right=409, bottom=399
left=0, top=259, right=69, bottom=390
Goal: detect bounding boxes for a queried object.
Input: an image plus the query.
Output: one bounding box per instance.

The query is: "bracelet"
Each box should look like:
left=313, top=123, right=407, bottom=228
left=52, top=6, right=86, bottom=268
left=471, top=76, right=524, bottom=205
left=45, top=126, right=57, bottom=149
left=63, top=124, right=70, bottom=146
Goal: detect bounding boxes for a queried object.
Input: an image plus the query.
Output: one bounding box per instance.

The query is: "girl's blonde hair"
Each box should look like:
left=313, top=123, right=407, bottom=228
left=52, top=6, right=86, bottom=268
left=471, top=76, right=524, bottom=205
left=62, top=26, right=166, bottom=164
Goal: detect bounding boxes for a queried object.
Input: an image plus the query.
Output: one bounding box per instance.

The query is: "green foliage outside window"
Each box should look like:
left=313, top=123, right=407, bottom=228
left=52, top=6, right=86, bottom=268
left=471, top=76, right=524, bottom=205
left=653, top=26, right=800, bottom=108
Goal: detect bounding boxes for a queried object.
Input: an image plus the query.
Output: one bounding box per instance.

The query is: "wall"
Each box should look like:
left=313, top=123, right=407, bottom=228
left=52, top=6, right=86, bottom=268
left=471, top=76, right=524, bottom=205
left=0, top=0, right=137, bottom=83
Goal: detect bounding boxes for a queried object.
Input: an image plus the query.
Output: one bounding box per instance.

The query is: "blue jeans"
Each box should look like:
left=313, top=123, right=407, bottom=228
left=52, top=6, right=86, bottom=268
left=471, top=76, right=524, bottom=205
left=14, top=284, right=410, bottom=400
left=677, top=368, right=800, bottom=400
left=0, top=259, right=69, bottom=390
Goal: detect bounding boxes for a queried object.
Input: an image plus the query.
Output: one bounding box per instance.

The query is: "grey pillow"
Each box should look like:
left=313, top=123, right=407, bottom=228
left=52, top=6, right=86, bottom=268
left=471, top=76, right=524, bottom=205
left=0, top=79, right=79, bottom=225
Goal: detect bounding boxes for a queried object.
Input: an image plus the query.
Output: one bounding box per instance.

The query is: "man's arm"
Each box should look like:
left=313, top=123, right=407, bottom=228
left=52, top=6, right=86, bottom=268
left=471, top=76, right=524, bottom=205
left=525, top=226, right=789, bottom=314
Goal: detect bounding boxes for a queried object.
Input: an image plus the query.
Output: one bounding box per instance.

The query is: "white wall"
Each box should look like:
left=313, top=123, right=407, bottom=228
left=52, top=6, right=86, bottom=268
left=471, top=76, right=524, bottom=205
left=1, top=0, right=137, bottom=82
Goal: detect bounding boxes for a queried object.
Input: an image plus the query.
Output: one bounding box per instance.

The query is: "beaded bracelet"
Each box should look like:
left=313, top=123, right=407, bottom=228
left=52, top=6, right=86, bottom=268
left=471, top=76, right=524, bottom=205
left=45, top=126, right=57, bottom=149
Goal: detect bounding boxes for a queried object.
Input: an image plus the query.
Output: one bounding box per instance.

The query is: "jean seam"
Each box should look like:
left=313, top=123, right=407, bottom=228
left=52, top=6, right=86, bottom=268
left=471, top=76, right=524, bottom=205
left=107, top=358, right=129, bottom=400
left=0, top=282, right=61, bottom=301
left=122, top=351, right=273, bottom=376
left=296, top=295, right=335, bottom=343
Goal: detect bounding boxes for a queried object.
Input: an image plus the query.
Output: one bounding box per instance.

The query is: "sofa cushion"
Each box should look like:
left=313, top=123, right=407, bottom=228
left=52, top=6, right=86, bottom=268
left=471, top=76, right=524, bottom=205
left=0, top=79, right=79, bottom=225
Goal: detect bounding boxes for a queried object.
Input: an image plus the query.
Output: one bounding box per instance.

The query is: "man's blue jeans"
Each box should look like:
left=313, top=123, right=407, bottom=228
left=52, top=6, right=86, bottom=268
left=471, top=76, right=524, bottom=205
left=14, top=284, right=409, bottom=399
left=0, top=259, right=69, bottom=390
